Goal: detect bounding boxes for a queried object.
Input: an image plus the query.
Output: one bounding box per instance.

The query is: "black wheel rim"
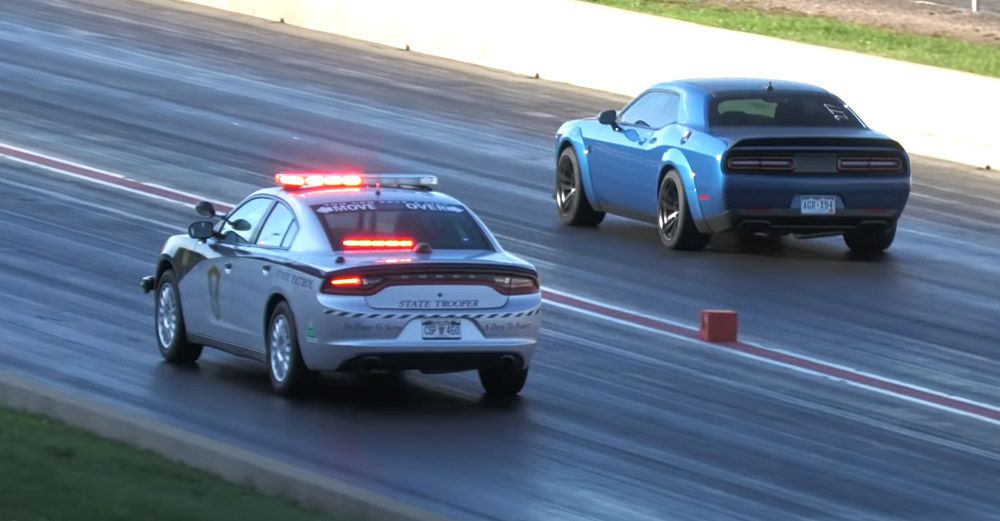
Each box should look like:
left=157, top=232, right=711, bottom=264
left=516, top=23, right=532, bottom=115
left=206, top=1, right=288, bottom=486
left=659, top=181, right=680, bottom=241
left=555, top=157, right=577, bottom=214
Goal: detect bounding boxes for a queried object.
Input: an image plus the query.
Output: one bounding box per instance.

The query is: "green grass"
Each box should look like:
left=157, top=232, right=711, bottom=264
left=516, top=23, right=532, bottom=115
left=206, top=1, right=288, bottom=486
left=0, top=406, right=343, bottom=521
left=586, top=0, right=1000, bottom=78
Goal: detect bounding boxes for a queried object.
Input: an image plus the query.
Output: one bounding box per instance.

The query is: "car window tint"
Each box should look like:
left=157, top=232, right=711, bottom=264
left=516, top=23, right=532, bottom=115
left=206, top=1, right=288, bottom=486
left=219, top=197, right=273, bottom=244
left=620, top=91, right=680, bottom=128
left=256, top=203, right=296, bottom=248
left=710, top=93, right=864, bottom=128
left=312, top=200, right=492, bottom=251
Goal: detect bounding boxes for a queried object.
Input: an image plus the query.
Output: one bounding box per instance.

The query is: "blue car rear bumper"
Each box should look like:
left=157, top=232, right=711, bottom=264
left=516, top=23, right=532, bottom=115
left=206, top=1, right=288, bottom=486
left=705, top=173, right=910, bottom=233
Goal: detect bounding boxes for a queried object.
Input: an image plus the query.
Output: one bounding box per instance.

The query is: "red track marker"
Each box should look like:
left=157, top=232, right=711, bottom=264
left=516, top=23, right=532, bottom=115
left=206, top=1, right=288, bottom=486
left=700, top=310, right=738, bottom=342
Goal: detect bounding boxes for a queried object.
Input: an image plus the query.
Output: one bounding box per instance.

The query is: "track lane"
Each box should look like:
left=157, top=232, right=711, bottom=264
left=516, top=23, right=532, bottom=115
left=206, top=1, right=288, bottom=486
left=3, top=160, right=1000, bottom=520
left=9, top=141, right=1000, bottom=425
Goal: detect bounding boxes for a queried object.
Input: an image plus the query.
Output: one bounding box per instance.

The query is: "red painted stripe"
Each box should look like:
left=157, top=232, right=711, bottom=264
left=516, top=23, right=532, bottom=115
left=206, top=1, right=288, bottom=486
left=5, top=144, right=999, bottom=423
left=0, top=144, right=207, bottom=206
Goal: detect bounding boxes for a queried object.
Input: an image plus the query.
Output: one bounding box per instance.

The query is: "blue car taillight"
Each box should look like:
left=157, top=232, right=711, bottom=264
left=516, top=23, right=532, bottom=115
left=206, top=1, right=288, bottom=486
left=725, top=157, right=796, bottom=172
left=837, top=157, right=903, bottom=173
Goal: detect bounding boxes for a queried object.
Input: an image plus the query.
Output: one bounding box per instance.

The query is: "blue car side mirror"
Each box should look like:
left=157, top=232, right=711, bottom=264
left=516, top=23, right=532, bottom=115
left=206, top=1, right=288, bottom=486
left=598, top=109, right=621, bottom=131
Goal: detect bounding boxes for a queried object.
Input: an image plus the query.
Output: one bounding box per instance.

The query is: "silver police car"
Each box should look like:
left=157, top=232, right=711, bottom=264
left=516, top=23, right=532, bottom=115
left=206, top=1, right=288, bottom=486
left=141, top=173, right=541, bottom=396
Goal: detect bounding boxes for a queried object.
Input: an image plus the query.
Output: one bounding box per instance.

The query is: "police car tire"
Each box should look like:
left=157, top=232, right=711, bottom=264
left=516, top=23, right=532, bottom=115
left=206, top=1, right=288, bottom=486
left=267, top=301, right=311, bottom=397
left=155, top=270, right=203, bottom=364
left=658, top=171, right=710, bottom=251
left=843, top=221, right=897, bottom=253
left=556, top=147, right=605, bottom=226
left=478, top=365, right=528, bottom=396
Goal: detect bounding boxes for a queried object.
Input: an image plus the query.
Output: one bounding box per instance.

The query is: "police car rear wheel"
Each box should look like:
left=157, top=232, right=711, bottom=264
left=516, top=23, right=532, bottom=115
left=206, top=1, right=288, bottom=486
left=154, top=270, right=203, bottom=364
left=658, top=171, right=710, bottom=251
left=478, top=365, right=528, bottom=396
left=267, top=301, right=310, bottom=396
left=556, top=147, right=605, bottom=226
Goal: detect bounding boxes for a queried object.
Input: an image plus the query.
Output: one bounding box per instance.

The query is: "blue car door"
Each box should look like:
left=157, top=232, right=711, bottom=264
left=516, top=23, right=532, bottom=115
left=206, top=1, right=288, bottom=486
left=589, top=90, right=681, bottom=218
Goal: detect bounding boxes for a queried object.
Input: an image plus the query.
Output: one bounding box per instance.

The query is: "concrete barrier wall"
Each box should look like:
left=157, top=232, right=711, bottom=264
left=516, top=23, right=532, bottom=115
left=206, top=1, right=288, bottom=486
left=186, top=0, right=999, bottom=169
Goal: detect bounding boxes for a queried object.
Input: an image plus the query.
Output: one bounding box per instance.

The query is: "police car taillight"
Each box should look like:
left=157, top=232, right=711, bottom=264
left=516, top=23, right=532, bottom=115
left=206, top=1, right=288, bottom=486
left=322, top=275, right=383, bottom=295
left=493, top=275, right=539, bottom=295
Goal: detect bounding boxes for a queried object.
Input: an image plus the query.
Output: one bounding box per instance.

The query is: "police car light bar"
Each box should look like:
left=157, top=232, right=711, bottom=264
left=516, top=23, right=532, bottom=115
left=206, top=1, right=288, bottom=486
left=274, top=172, right=437, bottom=189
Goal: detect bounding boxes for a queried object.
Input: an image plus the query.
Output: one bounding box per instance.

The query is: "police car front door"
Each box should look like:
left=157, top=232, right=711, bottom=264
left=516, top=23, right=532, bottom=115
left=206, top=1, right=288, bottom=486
left=201, top=197, right=275, bottom=351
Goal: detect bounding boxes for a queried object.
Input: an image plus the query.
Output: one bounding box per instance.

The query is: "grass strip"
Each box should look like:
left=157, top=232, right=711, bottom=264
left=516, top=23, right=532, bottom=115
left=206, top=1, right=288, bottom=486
left=586, top=0, right=1000, bottom=78
left=0, top=406, right=343, bottom=521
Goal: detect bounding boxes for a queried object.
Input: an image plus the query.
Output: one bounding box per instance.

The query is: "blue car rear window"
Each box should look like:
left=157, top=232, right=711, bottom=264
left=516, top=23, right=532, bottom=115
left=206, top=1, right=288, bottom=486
left=709, top=93, right=864, bottom=128
left=312, top=200, right=493, bottom=251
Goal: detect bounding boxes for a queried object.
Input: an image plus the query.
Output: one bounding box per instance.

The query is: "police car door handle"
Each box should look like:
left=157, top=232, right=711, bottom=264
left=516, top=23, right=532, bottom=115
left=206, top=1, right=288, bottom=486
left=261, top=264, right=271, bottom=275
left=224, top=262, right=232, bottom=274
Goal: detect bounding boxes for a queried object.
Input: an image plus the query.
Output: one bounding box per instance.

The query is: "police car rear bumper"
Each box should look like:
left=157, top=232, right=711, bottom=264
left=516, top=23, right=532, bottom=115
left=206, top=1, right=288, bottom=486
left=301, top=338, right=537, bottom=373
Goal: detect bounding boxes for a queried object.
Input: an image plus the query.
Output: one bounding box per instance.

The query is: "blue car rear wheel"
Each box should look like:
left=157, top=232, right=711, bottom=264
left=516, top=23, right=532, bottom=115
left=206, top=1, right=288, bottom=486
left=843, top=221, right=896, bottom=253
left=658, top=171, right=710, bottom=251
left=556, top=147, right=604, bottom=226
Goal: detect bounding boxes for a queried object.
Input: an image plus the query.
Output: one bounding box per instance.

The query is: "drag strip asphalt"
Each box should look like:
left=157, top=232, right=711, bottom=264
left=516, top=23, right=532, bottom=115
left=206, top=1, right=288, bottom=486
left=6, top=140, right=1000, bottom=427
left=4, top=157, right=1000, bottom=521
left=1, top=1, right=1000, bottom=520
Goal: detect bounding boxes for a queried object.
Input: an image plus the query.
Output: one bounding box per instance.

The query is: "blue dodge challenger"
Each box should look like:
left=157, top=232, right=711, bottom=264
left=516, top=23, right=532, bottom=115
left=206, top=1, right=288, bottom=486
left=553, top=78, right=911, bottom=252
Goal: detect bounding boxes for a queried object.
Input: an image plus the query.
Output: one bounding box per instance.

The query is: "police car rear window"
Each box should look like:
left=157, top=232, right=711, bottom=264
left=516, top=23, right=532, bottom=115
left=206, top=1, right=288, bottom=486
left=709, top=93, right=864, bottom=128
left=312, top=200, right=492, bottom=251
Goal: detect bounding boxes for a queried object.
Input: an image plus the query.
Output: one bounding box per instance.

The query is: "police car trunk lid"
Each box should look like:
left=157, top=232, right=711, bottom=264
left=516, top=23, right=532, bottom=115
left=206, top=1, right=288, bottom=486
left=328, top=258, right=537, bottom=311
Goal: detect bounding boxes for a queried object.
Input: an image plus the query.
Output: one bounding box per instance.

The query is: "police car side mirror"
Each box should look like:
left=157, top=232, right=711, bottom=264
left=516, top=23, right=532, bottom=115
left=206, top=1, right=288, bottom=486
left=598, top=109, right=620, bottom=131
left=188, top=220, right=216, bottom=240
left=195, top=201, right=217, bottom=218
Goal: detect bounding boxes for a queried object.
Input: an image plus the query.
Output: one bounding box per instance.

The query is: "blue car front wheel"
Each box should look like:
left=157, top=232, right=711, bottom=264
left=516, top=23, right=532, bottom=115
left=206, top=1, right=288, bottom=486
left=658, top=171, right=710, bottom=251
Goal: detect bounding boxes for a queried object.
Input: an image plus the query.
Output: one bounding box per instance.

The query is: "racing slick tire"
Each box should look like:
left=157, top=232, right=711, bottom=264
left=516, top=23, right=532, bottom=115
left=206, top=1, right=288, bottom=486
left=843, top=221, right=897, bottom=253
left=266, top=301, right=311, bottom=397
left=658, top=171, right=710, bottom=251
left=479, top=365, right=529, bottom=397
left=555, top=147, right=605, bottom=226
left=154, top=270, right=203, bottom=364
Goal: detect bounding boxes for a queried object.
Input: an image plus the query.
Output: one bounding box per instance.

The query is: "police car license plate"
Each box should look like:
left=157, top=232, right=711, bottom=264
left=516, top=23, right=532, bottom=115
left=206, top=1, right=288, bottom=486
left=800, top=196, right=836, bottom=215
left=422, top=319, right=461, bottom=340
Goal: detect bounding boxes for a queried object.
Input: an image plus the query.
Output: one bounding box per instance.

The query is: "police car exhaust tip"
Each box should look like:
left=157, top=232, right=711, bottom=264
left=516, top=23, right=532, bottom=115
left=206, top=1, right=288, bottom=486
left=360, top=356, right=384, bottom=372
left=499, top=355, right=517, bottom=368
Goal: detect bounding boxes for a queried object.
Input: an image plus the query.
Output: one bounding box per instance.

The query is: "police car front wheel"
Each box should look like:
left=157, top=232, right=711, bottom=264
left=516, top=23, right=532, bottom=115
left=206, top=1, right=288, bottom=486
left=154, top=270, right=203, bottom=364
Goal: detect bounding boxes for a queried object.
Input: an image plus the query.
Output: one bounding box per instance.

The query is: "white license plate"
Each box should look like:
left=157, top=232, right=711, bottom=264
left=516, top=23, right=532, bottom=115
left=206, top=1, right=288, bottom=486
left=422, top=319, right=462, bottom=340
left=800, top=196, right=836, bottom=215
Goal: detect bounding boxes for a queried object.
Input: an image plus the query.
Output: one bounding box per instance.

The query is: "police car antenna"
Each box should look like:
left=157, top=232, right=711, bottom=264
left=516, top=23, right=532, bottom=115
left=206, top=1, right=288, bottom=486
left=765, top=81, right=774, bottom=93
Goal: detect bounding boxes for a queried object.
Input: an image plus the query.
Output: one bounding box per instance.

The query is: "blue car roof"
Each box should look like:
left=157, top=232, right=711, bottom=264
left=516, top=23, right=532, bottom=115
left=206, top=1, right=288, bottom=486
left=654, top=78, right=832, bottom=96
